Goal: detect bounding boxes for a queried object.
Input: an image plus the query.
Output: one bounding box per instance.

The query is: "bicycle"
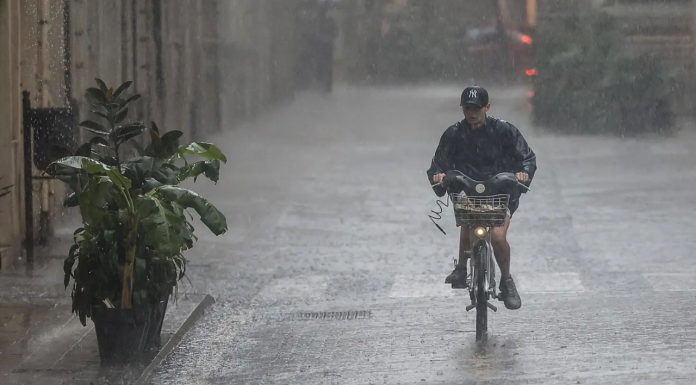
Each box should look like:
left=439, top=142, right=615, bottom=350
left=436, top=170, right=529, bottom=341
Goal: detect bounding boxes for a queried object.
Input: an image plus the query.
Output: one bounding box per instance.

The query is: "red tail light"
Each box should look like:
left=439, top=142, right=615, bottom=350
left=520, top=35, right=533, bottom=45
left=525, top=68, right=538, bottom=76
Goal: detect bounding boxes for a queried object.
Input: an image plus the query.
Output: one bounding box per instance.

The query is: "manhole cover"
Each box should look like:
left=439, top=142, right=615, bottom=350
left=256, top=310, right=372, bottom=322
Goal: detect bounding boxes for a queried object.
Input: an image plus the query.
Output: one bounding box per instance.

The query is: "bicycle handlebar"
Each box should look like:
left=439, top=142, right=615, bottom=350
left=432, top=171, right=531, bottom=193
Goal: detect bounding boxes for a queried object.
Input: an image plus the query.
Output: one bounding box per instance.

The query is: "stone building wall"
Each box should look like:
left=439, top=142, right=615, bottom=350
left=0, top=0, right=309, bottom=263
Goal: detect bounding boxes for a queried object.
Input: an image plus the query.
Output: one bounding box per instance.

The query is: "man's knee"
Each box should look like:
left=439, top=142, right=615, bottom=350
left=491, top=231, right=508, bottom=249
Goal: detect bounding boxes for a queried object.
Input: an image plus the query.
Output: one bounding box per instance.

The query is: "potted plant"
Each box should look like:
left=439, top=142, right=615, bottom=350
left=47, top=79, right=227, bottom=364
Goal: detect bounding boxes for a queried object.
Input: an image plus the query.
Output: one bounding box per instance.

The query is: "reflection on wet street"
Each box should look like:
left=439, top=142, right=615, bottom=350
left=0, top=304, right=42, bottom=376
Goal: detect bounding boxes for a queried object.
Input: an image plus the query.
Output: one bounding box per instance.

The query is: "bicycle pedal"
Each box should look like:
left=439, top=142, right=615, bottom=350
left=487, top=302, right=498, bottom=312
left=451, top=282, right=468, bottom=289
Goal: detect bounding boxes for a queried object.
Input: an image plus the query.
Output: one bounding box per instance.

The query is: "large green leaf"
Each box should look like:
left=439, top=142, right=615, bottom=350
left=177, top=143, right=227, bottom=163
left=135, top=195, right=185, bottom=255
left=86, top=88, right=106, bottom=104
left=154, top=186, right=227, bottom=235
left=120, top=94, right=142, bottom=108
left=78, top=176, right=114, bottom=225
left=91, top=109, right=109, bottom=120
left=121, top=156, right=178, bottom=191
left=49, top=144, right=73, bottom=162
left=159, top=131, right=184, bottom=159
left=113, top=108, right=129, bottom=124
left=74, top=143, right=92, bottom=157
left=122, top=156, right=153, bottom=186
left=52, top=164, right=89, bottom=198
left=142, top=177, right=164, bottom=192
left=99, top=157, right=119, bottom=167
left=151, top=165, right=179, bottom=185
left=112, top=81, right=133, bottom=100
left=49, top=156, right=132, bottom=190
left=79, top=120, right=109, bottom=136
left=148, top=127, right=163, bottom=156
left=64, top=243, right=79, bottom=288
left=114, top=123, right=146, bottom=145
left=89, top=137, right=113, bottom=157
left=129, top=139, right=146, bottom=156
left=126, top=155, right=155, bottom=176
left=95, top=78, right=109, bottom=93
left=178, top=160, right=221, bottom=183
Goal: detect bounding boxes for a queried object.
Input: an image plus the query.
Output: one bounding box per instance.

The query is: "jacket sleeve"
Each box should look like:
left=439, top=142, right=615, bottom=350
left=506, top=123, right=537, bottom=180
left=426, top=127, right=456, bottom=197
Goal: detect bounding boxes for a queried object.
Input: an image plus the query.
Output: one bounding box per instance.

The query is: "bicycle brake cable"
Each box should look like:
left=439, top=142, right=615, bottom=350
left=428, top=193, right=450, bottom=236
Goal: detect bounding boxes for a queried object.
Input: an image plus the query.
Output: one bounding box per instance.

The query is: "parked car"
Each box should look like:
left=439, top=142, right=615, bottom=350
left=465, top=25, right=535, bottom=85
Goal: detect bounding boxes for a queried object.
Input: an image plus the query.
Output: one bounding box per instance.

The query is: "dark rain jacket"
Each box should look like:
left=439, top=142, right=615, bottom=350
left=426, top=116, right=537, bottom=198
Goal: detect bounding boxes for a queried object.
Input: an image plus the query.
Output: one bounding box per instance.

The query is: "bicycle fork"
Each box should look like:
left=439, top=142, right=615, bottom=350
left=465, top=233, right=499, bottom=313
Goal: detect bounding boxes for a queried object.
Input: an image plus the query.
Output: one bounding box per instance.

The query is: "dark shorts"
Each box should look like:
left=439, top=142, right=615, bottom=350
left=508, top=191, right=522, bottom=218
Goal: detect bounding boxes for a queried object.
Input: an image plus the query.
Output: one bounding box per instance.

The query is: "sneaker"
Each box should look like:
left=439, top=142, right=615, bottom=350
left=499, top=276, right=522, bottom=310
left=445, top=263, right=467, bottom=288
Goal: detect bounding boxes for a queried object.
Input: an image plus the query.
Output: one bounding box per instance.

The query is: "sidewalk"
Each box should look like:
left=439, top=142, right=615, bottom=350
left=0, top=88, right=344, bottom=385
left=0, top=233, right=215, bottom=385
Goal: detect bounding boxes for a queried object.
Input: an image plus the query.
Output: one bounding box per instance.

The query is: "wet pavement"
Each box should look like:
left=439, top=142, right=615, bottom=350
left=5, top=85, right=696, bottom=384
left=138, top=85, right=696, bottom=384
left=0, top=241, right=214, bottom=384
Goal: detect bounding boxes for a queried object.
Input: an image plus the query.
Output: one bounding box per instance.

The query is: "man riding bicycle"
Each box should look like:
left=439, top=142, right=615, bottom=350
left=427, top=86, right=537, bottom=310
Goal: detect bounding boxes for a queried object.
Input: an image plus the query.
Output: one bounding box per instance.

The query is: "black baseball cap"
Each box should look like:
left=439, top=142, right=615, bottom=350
left=460, top=86, right=489, bottom=107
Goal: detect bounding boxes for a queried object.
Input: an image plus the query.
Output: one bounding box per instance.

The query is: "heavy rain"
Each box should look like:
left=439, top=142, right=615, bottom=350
left=1, top=0, right=695, bottom=384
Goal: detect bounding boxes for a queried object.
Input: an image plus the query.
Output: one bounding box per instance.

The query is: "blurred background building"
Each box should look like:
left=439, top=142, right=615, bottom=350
left=0, top=0, right=325, bottom=265
left=1, top=0, right=695, bottom=265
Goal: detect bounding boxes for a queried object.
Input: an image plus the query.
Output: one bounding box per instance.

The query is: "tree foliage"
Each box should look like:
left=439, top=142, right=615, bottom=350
left=532, top=12, right=679, bottom=135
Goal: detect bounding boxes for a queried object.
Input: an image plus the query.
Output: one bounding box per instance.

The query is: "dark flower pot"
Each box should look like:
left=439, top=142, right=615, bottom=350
left=144, top=296, right=169, bottom=350
left=91, top=306, right=152, bottom=365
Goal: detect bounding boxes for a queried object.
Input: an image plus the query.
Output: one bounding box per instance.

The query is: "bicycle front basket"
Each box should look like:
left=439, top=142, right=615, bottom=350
left=451, top=193, right=510, bottom=227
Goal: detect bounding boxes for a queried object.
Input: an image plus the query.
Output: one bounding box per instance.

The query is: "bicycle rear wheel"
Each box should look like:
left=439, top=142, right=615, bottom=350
left=474, top=245, right=488, bottom=341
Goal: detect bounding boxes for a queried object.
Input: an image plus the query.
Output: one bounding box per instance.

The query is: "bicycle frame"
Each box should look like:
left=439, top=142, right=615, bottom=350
left=465, top=228, right=498, bottom=306
left=430, top=170, right=529, bottom=341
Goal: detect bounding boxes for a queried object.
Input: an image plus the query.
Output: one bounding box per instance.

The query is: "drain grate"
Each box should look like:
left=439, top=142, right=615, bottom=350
left=257, top=310, right=372, bottom=322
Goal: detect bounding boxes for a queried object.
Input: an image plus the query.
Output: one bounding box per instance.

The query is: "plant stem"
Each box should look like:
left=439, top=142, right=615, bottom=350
left=121, top=213, right=138, bottom=309
left=119, top=187, right=137, bottom=309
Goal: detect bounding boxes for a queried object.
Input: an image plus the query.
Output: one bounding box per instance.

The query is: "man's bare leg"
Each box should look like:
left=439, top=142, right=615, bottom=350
left=458, top=219, right=510, bottom=278
left=491, top=216, right=521, bottom=309
left=490, top=216, right=511, bottom=279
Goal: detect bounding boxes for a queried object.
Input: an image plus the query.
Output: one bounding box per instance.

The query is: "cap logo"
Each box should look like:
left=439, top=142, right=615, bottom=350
left=468, top=89, right=477, bottom=99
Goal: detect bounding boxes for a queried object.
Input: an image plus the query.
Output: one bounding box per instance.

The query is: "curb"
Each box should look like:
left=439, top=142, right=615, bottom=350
left=134, top=294, right=216, bottom=385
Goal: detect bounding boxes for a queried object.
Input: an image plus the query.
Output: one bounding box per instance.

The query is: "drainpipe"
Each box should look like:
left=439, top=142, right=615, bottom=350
left=22, top=92, right=34, bottom=268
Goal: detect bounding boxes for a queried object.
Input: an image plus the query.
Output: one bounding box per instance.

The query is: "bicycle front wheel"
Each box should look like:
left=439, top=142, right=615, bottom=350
left=474, top=245, right=488, bottom=341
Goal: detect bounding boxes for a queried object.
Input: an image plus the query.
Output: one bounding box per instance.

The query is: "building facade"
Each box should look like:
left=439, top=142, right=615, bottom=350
left=0, top=0, right=313, bottom=266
